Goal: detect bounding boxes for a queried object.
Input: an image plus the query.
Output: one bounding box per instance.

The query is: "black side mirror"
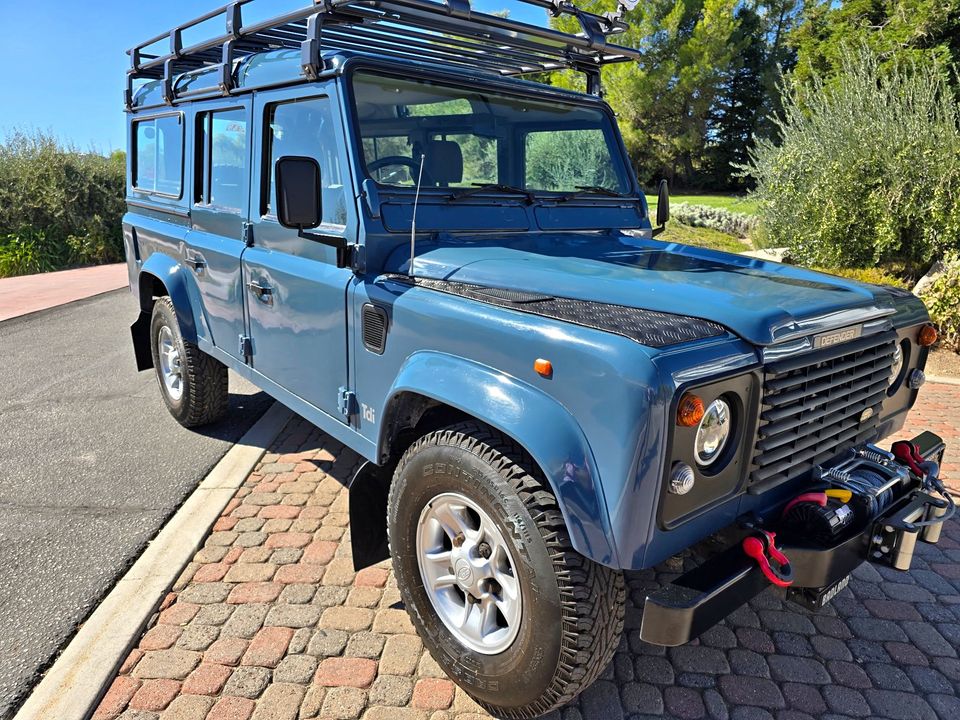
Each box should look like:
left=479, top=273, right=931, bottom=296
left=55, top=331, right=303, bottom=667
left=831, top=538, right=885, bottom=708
left=656, top=178, right=670, bottom=228
left=276, top=156, right=322, bottom=229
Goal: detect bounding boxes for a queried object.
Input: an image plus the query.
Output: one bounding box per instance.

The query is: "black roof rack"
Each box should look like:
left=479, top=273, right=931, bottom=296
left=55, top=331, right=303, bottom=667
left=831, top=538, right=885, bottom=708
left=126, top=0, right=640, bottom=108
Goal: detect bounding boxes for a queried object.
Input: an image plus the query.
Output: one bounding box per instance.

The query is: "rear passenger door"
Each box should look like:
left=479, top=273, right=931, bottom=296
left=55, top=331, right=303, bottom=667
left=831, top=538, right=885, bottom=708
left=187, top=102, right=252, bottom=361
left=242, top=89, right=354, bottom=421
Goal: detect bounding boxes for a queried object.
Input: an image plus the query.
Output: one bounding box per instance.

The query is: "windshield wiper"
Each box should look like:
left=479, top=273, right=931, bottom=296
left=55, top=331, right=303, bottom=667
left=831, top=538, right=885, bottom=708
left=448, top=183, right=535, bottom=204
left=556, top=185, right=629, bottom=201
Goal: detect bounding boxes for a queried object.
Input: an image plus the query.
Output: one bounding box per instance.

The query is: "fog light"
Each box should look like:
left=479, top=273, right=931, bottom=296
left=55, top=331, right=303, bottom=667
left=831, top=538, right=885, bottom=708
left=907, top=369, right=926, bottom=390
left=670, top=462, right=695, bottom=495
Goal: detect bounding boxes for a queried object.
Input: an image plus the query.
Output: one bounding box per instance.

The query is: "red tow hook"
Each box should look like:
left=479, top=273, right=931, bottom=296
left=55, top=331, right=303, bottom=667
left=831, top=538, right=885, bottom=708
left=892, top=440, right=925, bottom=477
left=742, top=530, right=794, bottom=588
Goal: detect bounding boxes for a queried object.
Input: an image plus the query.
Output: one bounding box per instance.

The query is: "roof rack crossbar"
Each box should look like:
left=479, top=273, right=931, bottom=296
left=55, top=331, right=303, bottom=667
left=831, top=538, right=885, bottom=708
left=127, top=0, right=640, bottom=107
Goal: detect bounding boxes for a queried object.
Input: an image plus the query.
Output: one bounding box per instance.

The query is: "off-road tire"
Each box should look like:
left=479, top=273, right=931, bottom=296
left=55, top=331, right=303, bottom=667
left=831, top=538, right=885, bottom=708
left=149, top=297, right=228, bottom=427
left=388, top=421, right=625, bottom=719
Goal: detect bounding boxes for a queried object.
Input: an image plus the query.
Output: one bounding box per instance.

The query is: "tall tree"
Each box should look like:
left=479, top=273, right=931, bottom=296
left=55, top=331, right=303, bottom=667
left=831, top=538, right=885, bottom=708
left=705, top=1, right=800, bottom=189
left=553, top=1, right=799, bottom=188
left=792, top=0, right=960, bottom=84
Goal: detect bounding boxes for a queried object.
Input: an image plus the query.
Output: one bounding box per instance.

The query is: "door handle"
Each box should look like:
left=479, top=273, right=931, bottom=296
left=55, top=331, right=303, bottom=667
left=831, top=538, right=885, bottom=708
left=247, top=280, right=274, bottom=306
left=185, top=254, right=206, bottom=274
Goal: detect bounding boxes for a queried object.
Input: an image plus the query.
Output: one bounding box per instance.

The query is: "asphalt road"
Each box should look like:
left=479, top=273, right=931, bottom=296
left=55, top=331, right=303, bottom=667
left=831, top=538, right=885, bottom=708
left=0, top=289, right=273, bottom=718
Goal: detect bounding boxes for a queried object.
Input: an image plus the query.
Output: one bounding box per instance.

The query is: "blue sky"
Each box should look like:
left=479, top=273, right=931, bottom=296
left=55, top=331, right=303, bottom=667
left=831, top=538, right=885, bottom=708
left=0, top=0, right=547, bottom=153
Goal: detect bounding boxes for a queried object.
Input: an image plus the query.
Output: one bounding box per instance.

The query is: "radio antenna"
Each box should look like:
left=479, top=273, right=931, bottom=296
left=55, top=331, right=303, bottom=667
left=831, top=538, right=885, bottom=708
left=409, top=153, right=426, bottom=278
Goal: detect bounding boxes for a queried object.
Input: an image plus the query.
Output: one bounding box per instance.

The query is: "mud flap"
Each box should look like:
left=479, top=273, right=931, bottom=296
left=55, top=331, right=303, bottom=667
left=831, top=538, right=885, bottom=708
left=130, top=311, right=153, bottom=371
left=349, top=461, right=393, bottom=572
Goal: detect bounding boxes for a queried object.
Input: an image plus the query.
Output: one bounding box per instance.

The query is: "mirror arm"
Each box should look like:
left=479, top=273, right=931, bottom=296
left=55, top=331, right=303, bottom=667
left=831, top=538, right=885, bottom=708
left=651, top=225, right=665, bottom=238
left=297, top=228, right=354, bottom=270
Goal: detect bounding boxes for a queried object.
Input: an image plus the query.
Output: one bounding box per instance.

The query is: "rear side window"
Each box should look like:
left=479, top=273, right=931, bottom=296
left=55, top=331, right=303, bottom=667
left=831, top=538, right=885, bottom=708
left=196, top=109, right=248, bottom=211
left=263, top=97, right=347, bottom=227
left=133, top=115, right=183, bottom=196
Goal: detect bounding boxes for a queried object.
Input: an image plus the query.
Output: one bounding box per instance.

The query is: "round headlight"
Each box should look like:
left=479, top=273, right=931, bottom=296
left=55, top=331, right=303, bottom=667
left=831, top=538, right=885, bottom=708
left=889, top=344, right=904, bottom=385
left=695, top=398, right=732, bottom=467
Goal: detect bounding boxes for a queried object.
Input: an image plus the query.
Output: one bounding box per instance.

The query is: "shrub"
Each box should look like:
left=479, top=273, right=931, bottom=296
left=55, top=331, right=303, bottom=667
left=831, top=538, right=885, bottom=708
left=671, top=203, right=757, bottom=239
left=811, top=266, right=910, bottom=289
left=0, top=129, right=126, bottom=278
left=744, top=48, right=960, bottom=267
left=918, top=253, right=960, bottom=351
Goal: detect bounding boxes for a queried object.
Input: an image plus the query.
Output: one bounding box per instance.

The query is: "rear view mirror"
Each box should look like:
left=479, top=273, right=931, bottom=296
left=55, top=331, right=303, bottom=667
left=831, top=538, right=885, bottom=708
left=656, top=179, right=670, bottom=228
left=276, top=156, right=322, bottom=229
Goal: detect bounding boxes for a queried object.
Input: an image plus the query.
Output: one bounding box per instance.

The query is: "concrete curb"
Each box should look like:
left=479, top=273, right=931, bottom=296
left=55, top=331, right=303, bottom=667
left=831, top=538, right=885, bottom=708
left=929, top=374, right=960, bottom=387
left=14, top=402, right=293, bottom=720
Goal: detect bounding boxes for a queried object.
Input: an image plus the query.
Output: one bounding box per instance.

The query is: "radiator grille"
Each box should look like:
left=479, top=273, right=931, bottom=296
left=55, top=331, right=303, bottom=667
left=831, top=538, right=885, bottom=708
left=749, top=330, right=897, bottom=492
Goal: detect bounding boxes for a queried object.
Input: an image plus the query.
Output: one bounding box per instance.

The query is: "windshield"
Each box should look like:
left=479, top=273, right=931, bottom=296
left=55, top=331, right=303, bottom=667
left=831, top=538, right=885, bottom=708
left=351, top=72, right=632, bottom=196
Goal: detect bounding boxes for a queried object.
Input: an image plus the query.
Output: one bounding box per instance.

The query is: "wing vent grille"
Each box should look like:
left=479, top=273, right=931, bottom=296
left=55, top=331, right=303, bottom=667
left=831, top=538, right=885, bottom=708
left=362, top=303, right=389, bottom=355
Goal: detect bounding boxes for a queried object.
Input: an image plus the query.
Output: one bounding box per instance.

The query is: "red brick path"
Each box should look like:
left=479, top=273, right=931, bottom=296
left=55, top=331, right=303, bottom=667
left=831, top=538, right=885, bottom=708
left=92, top=383, right=960, bottom=720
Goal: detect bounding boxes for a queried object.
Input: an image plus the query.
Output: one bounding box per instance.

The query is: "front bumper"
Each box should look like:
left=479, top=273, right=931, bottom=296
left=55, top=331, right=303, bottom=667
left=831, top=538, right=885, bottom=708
left=640, top=431, right=950, bottom=647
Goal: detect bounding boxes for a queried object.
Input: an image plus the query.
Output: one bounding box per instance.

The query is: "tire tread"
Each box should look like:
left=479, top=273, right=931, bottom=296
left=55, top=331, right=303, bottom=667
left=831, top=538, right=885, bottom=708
left=391, top=421, right=625, bottom=719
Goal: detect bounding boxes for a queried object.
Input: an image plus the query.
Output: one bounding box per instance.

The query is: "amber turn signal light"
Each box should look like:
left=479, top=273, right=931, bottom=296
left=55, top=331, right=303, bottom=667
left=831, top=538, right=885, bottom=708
left=677, top=393, right=705, bottom=427
left=918, top=324, right=938, bottom=347
left=534, top=358, right=553, bottom=378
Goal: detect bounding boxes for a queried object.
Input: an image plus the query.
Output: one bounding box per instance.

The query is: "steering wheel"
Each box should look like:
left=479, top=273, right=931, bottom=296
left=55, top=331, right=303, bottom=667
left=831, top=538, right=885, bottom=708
left=368, top=155, right=434, bottom=186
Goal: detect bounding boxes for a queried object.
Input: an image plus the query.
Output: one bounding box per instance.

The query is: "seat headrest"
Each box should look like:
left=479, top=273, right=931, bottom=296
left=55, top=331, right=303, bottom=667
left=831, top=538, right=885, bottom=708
left=424, top=140, right=463, bottom=185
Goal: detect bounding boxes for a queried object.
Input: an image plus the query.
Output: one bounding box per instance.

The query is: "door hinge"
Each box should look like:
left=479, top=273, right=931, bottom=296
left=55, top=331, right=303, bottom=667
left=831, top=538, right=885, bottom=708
left=243, top=222, right=254, bottom=247
left=239, top=334, right=253, bottom=359
left=338, top=387, right=358, bottom=418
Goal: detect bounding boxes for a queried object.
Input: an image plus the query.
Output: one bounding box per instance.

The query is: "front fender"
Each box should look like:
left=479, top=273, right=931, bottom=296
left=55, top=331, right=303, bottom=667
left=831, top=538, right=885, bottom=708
left=384, top=351, right=619, bottom=567
left=138, top=253, right=200, bottom=344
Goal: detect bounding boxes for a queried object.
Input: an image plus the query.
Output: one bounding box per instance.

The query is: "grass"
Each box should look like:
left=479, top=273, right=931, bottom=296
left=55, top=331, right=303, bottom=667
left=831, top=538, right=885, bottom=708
left=647, top=193, right=759, bottom=216
left=657, top=222, right=751, bottom=254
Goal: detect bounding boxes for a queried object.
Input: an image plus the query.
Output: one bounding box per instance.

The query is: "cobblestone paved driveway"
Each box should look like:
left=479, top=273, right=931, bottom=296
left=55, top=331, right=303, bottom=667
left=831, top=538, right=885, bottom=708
left=94, top=383, right=960, bottom=720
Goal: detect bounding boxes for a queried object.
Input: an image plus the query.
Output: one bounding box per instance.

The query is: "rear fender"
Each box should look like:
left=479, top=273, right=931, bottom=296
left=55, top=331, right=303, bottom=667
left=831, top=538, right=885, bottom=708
left=137, top=254, right=199, bottom=344
left=371, top=352, right=619, bottom=567
left=130, top=255, right=200, bottom=372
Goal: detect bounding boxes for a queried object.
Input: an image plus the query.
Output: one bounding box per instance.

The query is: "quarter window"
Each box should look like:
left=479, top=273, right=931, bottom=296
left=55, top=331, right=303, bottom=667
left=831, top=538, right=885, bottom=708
left=196, top=109, right=248, bottom=210
left=133, top=115, right=183, bottom=196
left=264, top=97, right=347, bottom=227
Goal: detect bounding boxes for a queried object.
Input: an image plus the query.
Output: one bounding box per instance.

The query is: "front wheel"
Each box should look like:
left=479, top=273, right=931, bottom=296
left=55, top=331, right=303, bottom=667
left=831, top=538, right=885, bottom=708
left=149, top=297, right=228, bottom=428
left=388, top=422, right=625, bottom=719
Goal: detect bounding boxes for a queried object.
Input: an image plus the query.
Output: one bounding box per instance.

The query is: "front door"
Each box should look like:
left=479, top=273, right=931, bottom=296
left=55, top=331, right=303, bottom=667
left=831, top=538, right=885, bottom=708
left=187, top=102, right=251, bottom=360
left=242, top=88, right=355, bottom=421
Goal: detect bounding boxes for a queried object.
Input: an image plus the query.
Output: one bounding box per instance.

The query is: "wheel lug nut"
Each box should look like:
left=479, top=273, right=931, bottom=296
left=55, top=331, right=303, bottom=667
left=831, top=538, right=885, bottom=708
left=452, top=533, right=465, bottom=548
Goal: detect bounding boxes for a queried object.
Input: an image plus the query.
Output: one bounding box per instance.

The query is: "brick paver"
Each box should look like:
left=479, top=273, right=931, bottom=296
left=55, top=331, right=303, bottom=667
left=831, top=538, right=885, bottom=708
left=95, top=383, right=960, bottom=720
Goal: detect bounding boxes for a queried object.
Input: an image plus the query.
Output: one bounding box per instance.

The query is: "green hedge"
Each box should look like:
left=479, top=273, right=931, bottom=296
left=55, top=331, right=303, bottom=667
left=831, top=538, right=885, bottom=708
left=0, top=130, right=126, bottom=278
left=745, top=48, right=960, bottom=268
left=918, top=253, right=960, bottom=352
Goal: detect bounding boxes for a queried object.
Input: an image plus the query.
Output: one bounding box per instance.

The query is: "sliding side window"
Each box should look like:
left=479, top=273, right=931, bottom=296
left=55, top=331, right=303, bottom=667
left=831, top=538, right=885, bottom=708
left=133, top=114, right=183, bottom=197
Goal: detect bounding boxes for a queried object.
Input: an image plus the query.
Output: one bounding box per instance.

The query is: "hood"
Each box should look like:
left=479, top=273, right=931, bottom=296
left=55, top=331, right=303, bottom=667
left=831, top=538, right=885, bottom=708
left=388, top=232, right=902, bottom=346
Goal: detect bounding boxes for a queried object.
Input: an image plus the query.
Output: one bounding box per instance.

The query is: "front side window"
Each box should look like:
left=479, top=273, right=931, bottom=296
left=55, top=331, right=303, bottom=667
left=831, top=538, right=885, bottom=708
left=133, top=114, right=183, bottom=196
left=196, top=109, right=248, bottom=210
left=351, top=72, right=630, bottom=194
left=264, top=97, right=347, bottom=227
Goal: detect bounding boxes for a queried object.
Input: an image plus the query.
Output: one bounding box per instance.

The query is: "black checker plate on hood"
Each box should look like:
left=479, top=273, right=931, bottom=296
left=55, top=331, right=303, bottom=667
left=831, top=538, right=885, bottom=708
left=384, top=275, right=727, bottom=348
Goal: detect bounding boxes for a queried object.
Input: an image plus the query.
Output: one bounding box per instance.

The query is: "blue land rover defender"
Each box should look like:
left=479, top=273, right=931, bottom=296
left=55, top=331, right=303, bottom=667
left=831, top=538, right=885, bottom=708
left=123, top=1, right=953, bottom=716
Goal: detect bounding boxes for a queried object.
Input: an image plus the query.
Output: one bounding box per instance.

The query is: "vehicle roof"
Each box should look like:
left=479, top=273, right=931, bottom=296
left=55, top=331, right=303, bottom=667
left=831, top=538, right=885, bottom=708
left=130, top=48, right=603, bottom=112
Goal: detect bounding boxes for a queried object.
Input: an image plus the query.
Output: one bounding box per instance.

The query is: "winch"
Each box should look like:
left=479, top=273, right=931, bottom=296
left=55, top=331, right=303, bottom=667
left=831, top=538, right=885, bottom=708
left=640, top=432, right=953, bottom=646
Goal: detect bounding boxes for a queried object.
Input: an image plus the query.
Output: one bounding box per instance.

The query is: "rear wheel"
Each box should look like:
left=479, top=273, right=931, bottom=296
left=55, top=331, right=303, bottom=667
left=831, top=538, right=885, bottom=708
left=149, top=297, right=228, bottom=427
left=388, top=422, right=625, bottom=719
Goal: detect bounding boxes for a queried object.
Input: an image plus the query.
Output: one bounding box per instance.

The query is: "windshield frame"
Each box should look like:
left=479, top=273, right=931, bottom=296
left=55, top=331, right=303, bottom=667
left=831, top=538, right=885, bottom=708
left=341, top=61, right=641, bottom=202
